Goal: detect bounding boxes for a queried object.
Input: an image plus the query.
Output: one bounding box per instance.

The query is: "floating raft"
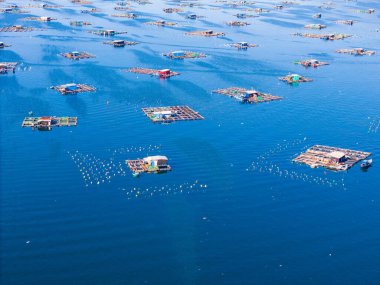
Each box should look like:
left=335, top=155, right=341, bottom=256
left=70, top=21, right=91, bottom=26
left=61, top=51, right=95, bottom=60
left=22, top=116, right=77, bottom=130
left=0, top=62, right=17, bottom=74
left=336, top=48, right=375, bottom=56
left=145, top=20, right=177, bottom=26
left=227, top=21, right=250, bottom=26
left=355, top=9, right=375, bottom=14
left=0, top=42, right=11, bottom=48
left=90, top=30, right=127, bottom=36
left=0, top=25, right=39, bottom=32
left=235, top=13, right=257, bottom=18
left=127, top=68, right=179, bottom=78
left=279, top=74, right=312, bottom=84
left=81, top=8, right=99, bottom=14
left=51, top=83, right=96, bottom=95
left=293, top=33, right=352, bottom=40
left=226, top=42, right=257, bottom=49
left=335, top=20, right=354, bottom=25
left=142, top=106, right=204, bottom=123
left=163, top=51, right=206, bottom=59
left=313, top=13, right=322, bottom=18
left=71, top=0, right=92, bottom=4
left=125, top=159, right=171, bottom=174
left=24, top=16, right=56, bottom=22
left=294, top=59, right=329, bottom=68
left=114, top=6, right=130, bottom=11
left=163, top=8, right=183, bottom=13
left=293, top=145, right=371, bottom=171
left=185, top=30, right=225, bottom=37
left=212, top=87, right=282, bottom=104
left=304, top=24, right=326, bottom=29
left=104, top=40, right=138, bottom=47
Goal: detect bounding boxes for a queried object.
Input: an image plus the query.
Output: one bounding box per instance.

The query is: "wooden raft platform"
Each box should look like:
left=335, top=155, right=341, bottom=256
left=227, top=21, right=250, bottom=26
left=24, top=16, right=56, bottom=22
left=186, top=30, right=225, bottom=37
left=163, top=51, right=206, bottom=59
left=336, top=48, right=375, bottom=56
left=163, top=8, right=183, bottom=13
left=70, top=21, right=91, bottom=26
left=22, top=117, right=77, bottom=130
left=212, top=87, right=282, bottom=104
left=112, top=13, right=137, bottom=18
left=226, top=42, right=257, bottom=49
left=304, top=24, right=326, bottom=29
left=293, top=145, right=371, bottom=171
left=104, top=40, right=138, bottom=47
left=142, top=106, right=204, bottom=123
left=61, top=51, right=95, bottom=60
left=127, top=68, right=179, bottom=78
left=293, top=33, right=352, bottom=40
left=335, top=20, right=354, bottom=25
left=294, top=59, right=329, bottom=68
left=145, top=20, right=177, bottom=27
left=51, top=83, right=96, bottom=95
left=0, top=42, right=11, bottom=48
left=125, top=160, right=172, bottom=173
left=0, top=25, right=38, bottom=32
left=0, top=62, right=17, bottom=74
left=90, top=30, right=127, bottom=36
left=279, top=74, right=313, bottom=84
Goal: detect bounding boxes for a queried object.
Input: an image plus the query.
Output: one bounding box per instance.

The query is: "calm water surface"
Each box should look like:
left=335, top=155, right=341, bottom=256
left=1, top=0, right=380, bottom=284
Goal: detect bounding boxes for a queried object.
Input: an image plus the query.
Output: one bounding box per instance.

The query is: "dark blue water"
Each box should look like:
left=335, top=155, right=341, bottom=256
left=1, top=0, right=380, bottom=284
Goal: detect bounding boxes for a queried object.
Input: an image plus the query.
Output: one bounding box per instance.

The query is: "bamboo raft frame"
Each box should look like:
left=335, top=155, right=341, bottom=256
left=185, top=30, right=225, bottom=37
left=0, top=26, right=40, bottom=32
left=145, top=21, right=177, bottom=27
left=304, top=24, right=326, bottom=29
left=104, top=40, right=138, bottom=47
left=293, top=33, right=352, bottom=40
left=0, top=62, right=17, bottom=74
left=293, top=145, right=371, bottom=171
left=336, top=48, right=375, bottom=56
left=22, top=117, right=78, bottom=130
left=226, top=42, right=258, bottom=49
left=279, top=74, right=313, bottom=84
left=125, top=159, right=172, bottom=174
left=51, top=84, right=96, bottom=95
left=227, top=21, right=250, bottom=26
left=294, top=59, right=329, bottom=68
left=163, top=51, right=206, bottom=59
left=127, top=68, right=180, bottom=78
left=335, top=20, right=354, bottom=25
left=142, top=106, right=204, bottom=123
left=61, top=52, right=95, bottom=60
left=163, top=8, right=183, bottom=13
left=212, top=87, right=282, bottom=104
left=90, top=30, right=127, bottom=36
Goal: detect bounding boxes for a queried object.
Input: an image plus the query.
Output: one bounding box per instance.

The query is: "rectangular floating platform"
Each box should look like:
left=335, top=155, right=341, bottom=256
left=293, top=33, right=352, bottom=40
left=212, top=87, right=282, bottom=104
left=226, top=42, right=257, bottom=49
left=104, top=40, right=138, bottom=47
left=227, top=21, right=250, bottom=26
left=90, top=30, right=127, bottom=36
left=51, top=84, right=96, bottom=95
left=22, top=116, right=77, bottom=130
left=163, top=51, right=206, bottom=59
left=0, top=62, right=17, bottom=74
left=293, top=145, right=371, bottom=171
left=145, top=21, right=177, bottom=26
left=163, top=8, right=183, bottom=13
left=127, top=68, right=179, bottom=78
left=61, top=51, right=95, bottom=60
left=0, top=26, right=37, bottom=32
left=185, top=30, right=225, bottom=37
left=142, top=106, right=204, bottom=123
left=70, top=21, right=92, bottom=26
left=111, top=13, right=137, bottom=18
left=336, top=48, right=375, bottom=56
left=125, top=159, right=172, bottom=174
left=24, top=16, right=56, bottom=21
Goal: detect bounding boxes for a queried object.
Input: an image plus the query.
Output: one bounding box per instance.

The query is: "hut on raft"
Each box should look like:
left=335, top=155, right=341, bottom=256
left=22, top=116, right=77, bottom=131
left=185, top=30, right=225, bottom=37
left=294, top=59, right=329, bottom=68
left=212, top=87, right=282, bottom=104
left=226, top=42, right=257, bottom=49
left=0, top=62, right=17, bottom=74
left=279, top=74, right=312, bottom=84
left=51, top=83, right=96, bottom=95
left=142, top=106, right=204, bottom=123
left=61, top=51, right=95, bottom=60
left=336, top=48, right=375, bottom=56
left=126, top=155, right=171, bottom=175
left=293, top=145, right=371, bottom=171
left=104, top=40, right=138, bottom=47
left=163, top=51, right=206, bottom=59
left=127, top=68, right=179, bottom=79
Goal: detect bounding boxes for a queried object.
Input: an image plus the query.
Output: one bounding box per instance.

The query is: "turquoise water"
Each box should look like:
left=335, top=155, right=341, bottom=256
left=1, top=0, right=380, bottom=284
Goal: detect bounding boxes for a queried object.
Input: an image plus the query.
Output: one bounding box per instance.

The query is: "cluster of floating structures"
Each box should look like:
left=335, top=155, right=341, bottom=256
left=22, top=116, right=77, bottom=131
left=163, top=8, right=182, bottom=13
left=163, top=50, right=206, bottom=59
left=50, top=83, right=96, bottom=95
left=127, top=68, right=179, bottom=78
left=212, top=87, right=282, bottom=104
left=70, top=21, right=91, bottom=26
left=141, top=106, right=204, bottom=124
left=112, top=13, right=137, bottom=18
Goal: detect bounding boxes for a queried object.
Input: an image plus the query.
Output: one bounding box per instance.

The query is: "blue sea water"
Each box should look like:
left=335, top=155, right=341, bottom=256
left=1, top=0, right=380, bottom=284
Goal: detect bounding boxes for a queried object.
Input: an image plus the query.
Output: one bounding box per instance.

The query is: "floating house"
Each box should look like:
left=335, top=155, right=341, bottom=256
left=126, top=155, right=171, bottom=175
left=22, top=116, right=77, bottom=131
left=51, top=83, right=96, bottom=95
left=90, top=29, right=126, bottom=36
left=293, top=145, right=371, bottom=171
left=336, top=20, right=354, bottom=25
left=146, top=20, right=177, bottom=27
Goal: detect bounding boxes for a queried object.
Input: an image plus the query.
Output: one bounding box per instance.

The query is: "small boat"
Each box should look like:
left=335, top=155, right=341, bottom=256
left=132, top=172, right=140, bottom=178
left=360, top=159, right=372, bottom=169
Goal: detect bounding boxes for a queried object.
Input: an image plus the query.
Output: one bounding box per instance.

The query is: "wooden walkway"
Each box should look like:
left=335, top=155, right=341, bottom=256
left=142, top=106, right=204, bottom=123
left=293, top=145, right=371, bottom=171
